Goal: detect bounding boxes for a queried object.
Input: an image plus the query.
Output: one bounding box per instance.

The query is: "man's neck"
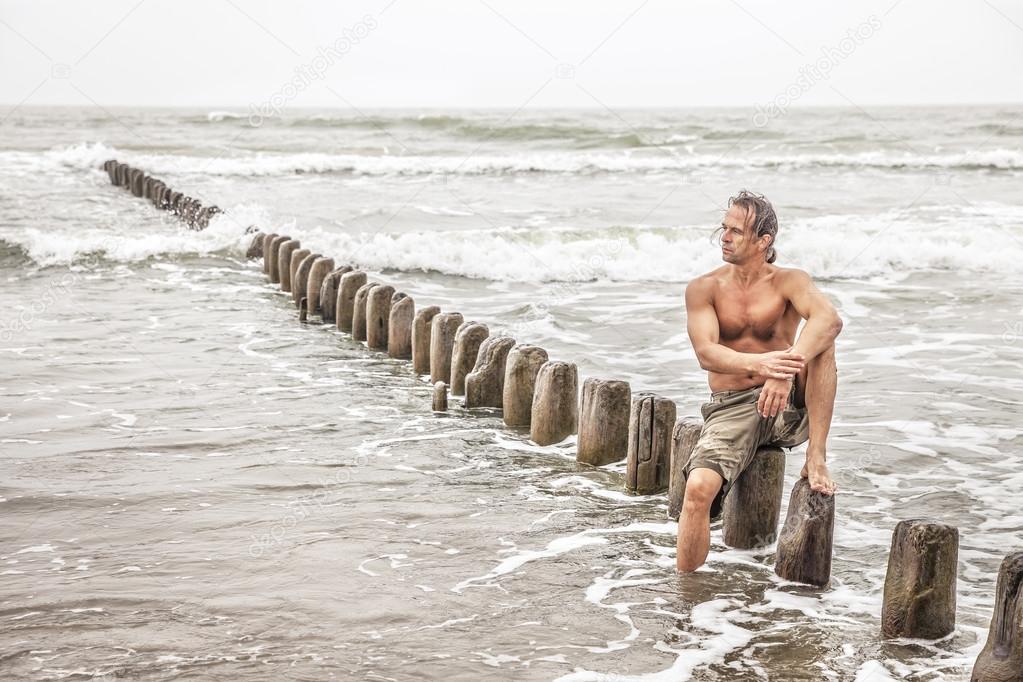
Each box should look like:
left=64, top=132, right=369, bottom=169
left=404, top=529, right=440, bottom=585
left=728, top=259, right=771, bottom=288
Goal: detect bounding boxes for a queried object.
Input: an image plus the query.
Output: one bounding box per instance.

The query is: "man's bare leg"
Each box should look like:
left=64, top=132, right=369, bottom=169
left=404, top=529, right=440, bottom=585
left=798, top=342, right=838, bottom=494
left=676, top=468, right=724, bottom=571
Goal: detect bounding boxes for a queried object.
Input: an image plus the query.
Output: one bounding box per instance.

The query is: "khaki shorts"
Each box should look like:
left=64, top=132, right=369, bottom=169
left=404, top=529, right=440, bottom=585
left=683, top=383, right=809, bottom=518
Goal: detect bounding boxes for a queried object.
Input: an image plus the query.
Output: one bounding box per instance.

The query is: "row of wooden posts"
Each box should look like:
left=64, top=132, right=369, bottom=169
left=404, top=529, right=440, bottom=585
left=100, top=160, right=1021, bottom=681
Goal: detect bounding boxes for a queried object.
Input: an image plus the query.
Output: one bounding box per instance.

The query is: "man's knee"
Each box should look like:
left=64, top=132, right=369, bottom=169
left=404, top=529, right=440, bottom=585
left=682, top=468, right=723, bottom=514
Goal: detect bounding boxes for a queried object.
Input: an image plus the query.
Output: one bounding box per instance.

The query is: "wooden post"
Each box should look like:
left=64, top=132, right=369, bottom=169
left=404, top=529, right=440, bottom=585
left=429, top=313, right=464, bottom=385
left=246, top=233, right=264, bottom=260
left=352, top=282, right=376, bottom=343
left=292, top=253, right=321, bottom=308
left=774, top=478, right=835, bottom=587
left=530, top=361, right=578, bottom=446
left=366, top=285, right=395, bottom=350
left=299, top=297, right=308, bottom=323
left=287, top=248, right=311, bottom=295
left=667, top=419, right=703, bottom=520
left=502, top=345, right=548, bottom=428
left=319, top=266, right=353, bottom=324
left=266, top=235, right=290, bottom=285
left=880, top=520, right=959, bottom=640
left=262, top=232, right=279, bottom=276
left=432, top=381, right=448, bottom=412
left=465, top=336, right=516, bottom=409
left=576, top=378, right=631, bottom=466
left=130, top=170, right=144, bottom=197
left=336, top=271, right=367, bottom=333
left=388, top=294, right=414, bottom=359
left=625, top=393, right=676, bottom=495
left=306, top=257, right=335, bottom=318
left=972, top=551, right=1023, bottom=682
left=411, top=306, right=440, bottom=375
left=722, top=447, right=787, bottom=549
left=450, top=322, right=489, bottom=396
left=277, top=240, right=301, bottom=292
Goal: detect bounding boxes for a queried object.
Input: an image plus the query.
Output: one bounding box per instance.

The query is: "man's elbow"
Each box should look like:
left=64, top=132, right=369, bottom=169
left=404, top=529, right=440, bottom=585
left=828, top=314, right=844, bottom=339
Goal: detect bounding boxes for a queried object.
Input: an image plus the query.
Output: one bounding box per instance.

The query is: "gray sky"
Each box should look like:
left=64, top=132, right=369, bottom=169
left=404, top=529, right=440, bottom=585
left=2, top=0, right=1022, bottom=111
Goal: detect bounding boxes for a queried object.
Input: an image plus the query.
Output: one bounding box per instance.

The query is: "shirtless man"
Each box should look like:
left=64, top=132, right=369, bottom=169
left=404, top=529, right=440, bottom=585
left=677, top=190, right=842, bottom=573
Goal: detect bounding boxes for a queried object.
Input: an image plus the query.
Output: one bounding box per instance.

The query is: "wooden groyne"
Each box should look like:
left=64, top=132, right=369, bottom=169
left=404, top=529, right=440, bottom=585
left=103, top=160, right=1014, bottom=664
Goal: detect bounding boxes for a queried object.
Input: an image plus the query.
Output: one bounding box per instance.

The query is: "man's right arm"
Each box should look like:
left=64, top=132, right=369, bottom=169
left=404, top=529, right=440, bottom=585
left=685, top=277, right=804, bottom=379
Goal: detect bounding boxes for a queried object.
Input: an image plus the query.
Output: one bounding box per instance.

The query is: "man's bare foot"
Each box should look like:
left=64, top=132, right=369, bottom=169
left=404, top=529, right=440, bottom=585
left=800, top=455, right=837, bottom=495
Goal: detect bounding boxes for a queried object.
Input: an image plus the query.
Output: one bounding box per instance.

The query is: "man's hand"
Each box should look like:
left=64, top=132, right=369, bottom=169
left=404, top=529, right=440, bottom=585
left=753, top=350, right=805, bottom=381
left=757, top=376, right=792, bottom=418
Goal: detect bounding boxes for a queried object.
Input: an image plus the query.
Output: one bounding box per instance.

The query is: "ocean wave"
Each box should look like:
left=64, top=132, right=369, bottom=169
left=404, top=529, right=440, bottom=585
left=16, top=142, right=1023, bottom=178
left=5, top=204, right=1021, bottom=281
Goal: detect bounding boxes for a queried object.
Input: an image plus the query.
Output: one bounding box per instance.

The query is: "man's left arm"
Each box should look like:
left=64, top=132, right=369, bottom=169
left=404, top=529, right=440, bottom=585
left=782, top=269, right=843, bottom=361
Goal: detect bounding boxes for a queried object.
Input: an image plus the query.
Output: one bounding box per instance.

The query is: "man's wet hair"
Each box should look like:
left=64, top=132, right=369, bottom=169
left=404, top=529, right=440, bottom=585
left=727, top=190, right=778, bottom=263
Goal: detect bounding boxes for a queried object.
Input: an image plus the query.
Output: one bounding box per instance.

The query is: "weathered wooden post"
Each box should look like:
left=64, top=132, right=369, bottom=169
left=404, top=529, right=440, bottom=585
left=262, top=232, right=279, bottom=276
left=433, top=382, right=448, bottom=412
left=336, top=271, right=367, bottom=333
left=530, top=361, right=578, bottom=446
left=880, top=520, right=959, bottom=640
left=319, top=266, right=353, bottom=324
left=277, top=240, right=301, bottom=292
left=365, top=284, right=395, bottom=351
left=450, top=322, right=489, bottom=396
left=246, top=232, right=264, bottom=260
left=774, top=479, right=835, bottom=587
left=306, top=257, right=335, bottom=318
left=429, top=313, right=464, bottom=385
left=292, top=253, right=321, bottom=307
left=266, top=235, right=290, bottom=285
left=625, top=393, right=676, bottom=495
left=411, top=306, right=441, bottom=375
left=352, top=282, right=376, bottom=343
left=388, top=294, right=414, bottom=359
left=168, top=191, right=183, bottom=212
left=130, top=170, right=144, bottom=197
left=721, top=447, right=787, bottom=548
left=667, top=419, right=703, bottom=520
left=287, top=248, right=311, bottom=295
left=502, top=345, right=548, bottom=428
left=576, top=378, right=631, bottom=467
left=972, top=551, right=1023, bottom=681
left=465, top=336, right=516, bottom=409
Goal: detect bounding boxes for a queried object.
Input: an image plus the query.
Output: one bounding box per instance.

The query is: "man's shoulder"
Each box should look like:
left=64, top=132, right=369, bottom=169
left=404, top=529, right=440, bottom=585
left=772, top=266, right=813, bottom=288
left=685, top=268, right=725, bottom=298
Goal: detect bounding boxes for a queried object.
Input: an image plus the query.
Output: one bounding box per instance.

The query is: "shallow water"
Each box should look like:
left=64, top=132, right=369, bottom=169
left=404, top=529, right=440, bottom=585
left=1, top=106, right=1022, bottom=680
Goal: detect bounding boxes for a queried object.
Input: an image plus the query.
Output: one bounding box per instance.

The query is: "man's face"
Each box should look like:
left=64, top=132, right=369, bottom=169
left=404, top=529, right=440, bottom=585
left=720, top=205, right=759, bottom=264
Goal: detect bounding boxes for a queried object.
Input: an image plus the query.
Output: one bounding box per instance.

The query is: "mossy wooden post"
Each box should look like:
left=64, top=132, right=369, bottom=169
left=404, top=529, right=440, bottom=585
left=266, top=235, right=290, bottom=285
left=880, top=520, right=959, bottom=640
left=246, top=233, right=265, bottom=260
left=433, top=382, right=448, bottom=412
left=722, top=446, right=787, bottom=549
left=502, top=345, right=548, bottom=428
left=388, top=294, right=414, bottom=359
left=429, top=313, right=464, bottom=385
left=972, top=551, right=1023, bottom=682
left=412, top=306, right=440, bottom=375
left=336, top=271, right=367, bottom=333
left=774, top=478, right=835, bottom=587
left=352, top=282, right=376, bottom=343
left=277, top=240, right=301, bottom=292
left=625, top=393, right=676, bottom=495
left=292, top=253, right=321, bottom=308
left=465, top=336, right=516, bottom=409
left=306, top=257, right=335, bottom=318
left=319, top=266, right=352, bottom=324
left=576, top=378, right=631, bottom=467
left=366, top=284, right=395, bottom=351
left=530, top=361, right=578, bottom=446
left=450, top=322, right=489, bottom=396
left=288, top=248, right=311, bottom=295
left=667, top=419, right=703, bottom=520
left=262, top=232, right=279, bottom=276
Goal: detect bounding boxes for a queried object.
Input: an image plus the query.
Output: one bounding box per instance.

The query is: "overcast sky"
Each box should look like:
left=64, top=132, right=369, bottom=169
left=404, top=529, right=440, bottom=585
left=2, top=0, right=1022, bottom=111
